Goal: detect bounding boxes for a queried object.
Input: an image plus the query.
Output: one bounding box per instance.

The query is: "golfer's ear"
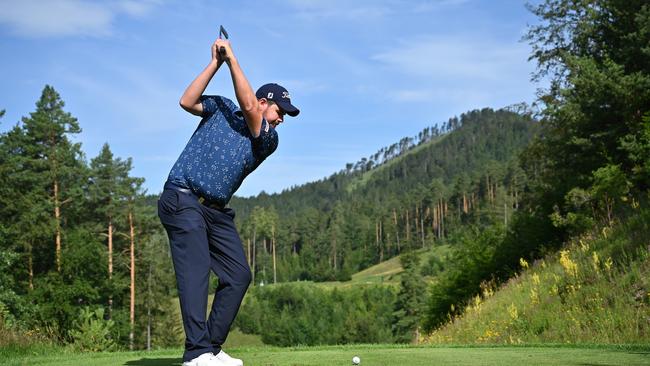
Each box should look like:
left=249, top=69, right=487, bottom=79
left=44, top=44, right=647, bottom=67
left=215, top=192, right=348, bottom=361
left=258, top=98, right=268, bottom=110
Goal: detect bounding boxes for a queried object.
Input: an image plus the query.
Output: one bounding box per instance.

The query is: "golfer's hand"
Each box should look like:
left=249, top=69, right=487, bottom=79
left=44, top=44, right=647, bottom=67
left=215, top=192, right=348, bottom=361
left=212, top=39, right=234, bottom=65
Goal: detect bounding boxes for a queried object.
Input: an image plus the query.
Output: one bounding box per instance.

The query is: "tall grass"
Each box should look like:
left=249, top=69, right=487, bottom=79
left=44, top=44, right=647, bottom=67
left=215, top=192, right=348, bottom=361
left=425, top=206, right=650, bottom=344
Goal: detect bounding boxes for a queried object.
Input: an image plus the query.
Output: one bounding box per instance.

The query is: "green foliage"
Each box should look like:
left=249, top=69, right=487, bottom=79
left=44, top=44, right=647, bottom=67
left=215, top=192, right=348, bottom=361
left=422, top=0, right=650, bottom=339
left=392, top=251, right=426, bottom=342
left=0, top=86, right=172, bottom=350
left=232, top=108, right=537, bottom=285
left=69, top=307, right=116, bottom=352
left=134, top=231, right=181, bottom=349
left=590, top=164, right=632, bottom=223
left=424, top=226, right=506, bottom=331
left=522, top=0, right=650, bottom=224
left=236, top=283, right=396, bottom=346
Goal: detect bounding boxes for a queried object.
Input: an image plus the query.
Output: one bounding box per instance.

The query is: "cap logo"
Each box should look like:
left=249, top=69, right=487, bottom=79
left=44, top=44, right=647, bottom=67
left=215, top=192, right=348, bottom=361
left=282, top=91, right=290, bottom=99
left=267, top=92, right=274, bottom=99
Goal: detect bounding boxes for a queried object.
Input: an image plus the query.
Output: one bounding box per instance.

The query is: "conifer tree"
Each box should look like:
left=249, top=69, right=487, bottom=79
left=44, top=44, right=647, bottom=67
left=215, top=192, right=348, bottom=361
left=392, top=250, right=426, bottom=343
left=18, top=85, right=84, bottom=274
left=89, top=143, right=133, bottom=318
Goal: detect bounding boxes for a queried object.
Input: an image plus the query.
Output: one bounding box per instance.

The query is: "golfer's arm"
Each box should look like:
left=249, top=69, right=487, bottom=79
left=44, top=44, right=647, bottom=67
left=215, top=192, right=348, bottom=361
left=179, top=60, right=222, bottom=116
left=228, top=59, right=262, bottom=137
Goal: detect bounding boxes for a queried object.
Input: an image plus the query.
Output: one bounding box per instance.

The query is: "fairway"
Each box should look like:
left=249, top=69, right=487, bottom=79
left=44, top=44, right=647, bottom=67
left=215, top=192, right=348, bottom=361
left=6, top=344, right=650, bottom=366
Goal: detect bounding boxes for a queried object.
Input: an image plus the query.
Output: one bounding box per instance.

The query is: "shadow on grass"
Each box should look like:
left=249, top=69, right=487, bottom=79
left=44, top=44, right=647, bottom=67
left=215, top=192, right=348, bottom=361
left=124, top=358, right=181, bottom=366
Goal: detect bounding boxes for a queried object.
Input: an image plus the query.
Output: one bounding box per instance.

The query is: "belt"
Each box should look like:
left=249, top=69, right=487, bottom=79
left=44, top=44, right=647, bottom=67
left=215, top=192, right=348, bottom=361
left=164, top=182, right=224, bottom=209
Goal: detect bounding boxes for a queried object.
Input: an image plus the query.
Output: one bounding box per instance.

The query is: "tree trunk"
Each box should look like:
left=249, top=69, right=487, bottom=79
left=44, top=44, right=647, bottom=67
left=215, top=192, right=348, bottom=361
left=405, top=209, right=410, bottom=242
left=129, top=210, right=135, bottom=351
left=146, top=305, right=151, bottom=351
left=378, top=220, right=383, bottom=262
left=393, top=209, right=400, bottom=252
left=514, top=177, right=519, bottom=209
left=252, top=229, right=256, bottom=285
left=54, top=179, right=62, bottom=272
left=440, top=200, right=444, bottom=239
left=246, top=238, right=251, bottom=267
left=272, top=226, right=277, bottom=284
left=413, top=326, right=420, bottom=344
left=461, top=193, right=465, bottom=214
left=28, top=243, right=34, bottom=291
left=146, top=253, right=152, bottom=351
left=420, top=214, right=425, bottom=248
left=415, top=204, right=419, bottom=241
left=332, top=234, right=337, bottom=270
left=108, top=219, right=113, bottom=319
left=432, top=205, right=437, bottom=239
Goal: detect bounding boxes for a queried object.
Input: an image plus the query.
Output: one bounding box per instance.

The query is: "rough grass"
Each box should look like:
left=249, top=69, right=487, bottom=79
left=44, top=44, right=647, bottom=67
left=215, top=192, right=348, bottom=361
left=314, top=245, right=450, bottom=288
left=4, top=343, right=650, bottom=366
left=426, top=207, right=650, bottom=345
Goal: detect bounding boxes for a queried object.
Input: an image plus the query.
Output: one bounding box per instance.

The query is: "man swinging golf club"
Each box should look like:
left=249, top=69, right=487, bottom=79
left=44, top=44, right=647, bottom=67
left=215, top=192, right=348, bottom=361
left=158, top=28, right=300, bottom=366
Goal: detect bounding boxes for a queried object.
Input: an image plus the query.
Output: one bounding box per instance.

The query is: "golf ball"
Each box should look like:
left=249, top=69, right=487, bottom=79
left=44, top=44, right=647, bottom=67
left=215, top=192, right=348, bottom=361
left=352, top=356, right=361, bottom=365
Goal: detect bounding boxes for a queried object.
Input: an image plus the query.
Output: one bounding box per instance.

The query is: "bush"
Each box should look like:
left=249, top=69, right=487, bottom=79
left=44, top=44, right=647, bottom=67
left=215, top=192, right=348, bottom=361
left=69, top=307, right=116, bottom=352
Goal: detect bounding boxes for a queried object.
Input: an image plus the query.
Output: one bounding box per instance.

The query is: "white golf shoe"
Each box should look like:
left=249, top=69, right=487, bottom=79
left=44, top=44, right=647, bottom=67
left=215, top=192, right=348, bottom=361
left=213, top=350, right=244, bottom=366
left=183, top=352, right=222, bottom=366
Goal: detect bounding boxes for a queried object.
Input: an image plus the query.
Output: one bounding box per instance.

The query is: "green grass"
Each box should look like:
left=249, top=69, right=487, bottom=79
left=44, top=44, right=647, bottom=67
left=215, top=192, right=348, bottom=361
left=4, top=343, right=650, bottom=366
left=313, top=245, right=450, bottom=288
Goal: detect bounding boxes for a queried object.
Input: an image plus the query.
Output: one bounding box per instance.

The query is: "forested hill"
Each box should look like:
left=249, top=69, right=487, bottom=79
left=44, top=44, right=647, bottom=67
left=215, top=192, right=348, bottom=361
left=232, top=107, right=537, bottom=218
left=229, top=106, right=539, bottom=283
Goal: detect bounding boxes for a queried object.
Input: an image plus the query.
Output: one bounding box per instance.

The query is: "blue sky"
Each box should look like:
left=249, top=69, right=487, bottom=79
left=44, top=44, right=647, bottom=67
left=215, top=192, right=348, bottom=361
left=0, top=0, right=542, bottom=197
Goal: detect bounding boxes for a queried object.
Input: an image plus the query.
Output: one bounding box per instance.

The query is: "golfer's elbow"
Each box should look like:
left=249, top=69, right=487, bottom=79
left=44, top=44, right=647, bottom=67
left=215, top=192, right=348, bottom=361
left=179, top=97, right=192, bottom=110
left=179, top=98, right=203, bottom=116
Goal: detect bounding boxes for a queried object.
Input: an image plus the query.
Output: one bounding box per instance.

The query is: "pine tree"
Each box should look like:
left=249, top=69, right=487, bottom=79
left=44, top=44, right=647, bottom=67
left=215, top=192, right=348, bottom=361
left=89, top=143, right=133, bottom=318
left=392, top=250, right=426, bottom=343
left=19, top=86, right=84, bottom=273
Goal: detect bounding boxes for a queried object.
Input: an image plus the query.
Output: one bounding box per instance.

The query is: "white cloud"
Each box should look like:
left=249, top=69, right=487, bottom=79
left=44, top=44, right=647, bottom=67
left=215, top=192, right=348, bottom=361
left=0, top=0, right=161, bottom=38
left=372, top=35, right=530, bottom=82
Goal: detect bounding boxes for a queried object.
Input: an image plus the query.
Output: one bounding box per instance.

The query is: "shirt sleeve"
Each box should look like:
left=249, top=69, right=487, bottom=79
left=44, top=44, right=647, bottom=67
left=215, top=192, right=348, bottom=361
left=200, top=95, right=219, bottom=118
left=252, top=119, right=279, bottom=159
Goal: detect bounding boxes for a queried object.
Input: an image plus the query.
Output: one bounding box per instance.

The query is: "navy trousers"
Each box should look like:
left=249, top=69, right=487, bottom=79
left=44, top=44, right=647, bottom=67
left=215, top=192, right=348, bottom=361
left=158, top=183, right=251, bottom=362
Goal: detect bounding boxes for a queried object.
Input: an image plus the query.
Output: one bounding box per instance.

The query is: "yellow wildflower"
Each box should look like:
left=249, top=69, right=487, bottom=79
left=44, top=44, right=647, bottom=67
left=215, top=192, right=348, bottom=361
left=592, top=251, right=600, bottom=274
left=560, top=250, right=578, bottom=277
left=532, top=273, right=540, bottom=286
left=604, top=257, right=613, bottom=272
left=508, top=303, right=518, bottom=320
left=520, top=258, right=529, bottom=269
left=530, top=288, right=539, bottom=304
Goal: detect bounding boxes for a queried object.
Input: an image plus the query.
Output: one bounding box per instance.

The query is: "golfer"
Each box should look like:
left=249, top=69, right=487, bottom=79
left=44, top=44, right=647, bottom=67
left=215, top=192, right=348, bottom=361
left=158, top=35, right=299, bottom=366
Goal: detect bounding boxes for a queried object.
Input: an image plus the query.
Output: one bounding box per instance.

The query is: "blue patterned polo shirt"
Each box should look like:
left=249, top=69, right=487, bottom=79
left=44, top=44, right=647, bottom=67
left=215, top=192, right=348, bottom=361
left=167, top=95, right=278, bottom=206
